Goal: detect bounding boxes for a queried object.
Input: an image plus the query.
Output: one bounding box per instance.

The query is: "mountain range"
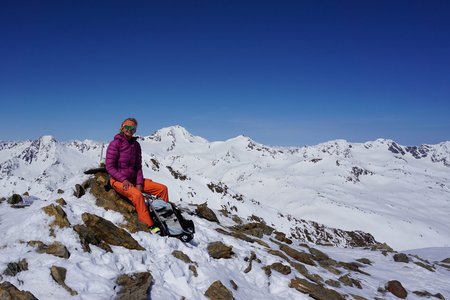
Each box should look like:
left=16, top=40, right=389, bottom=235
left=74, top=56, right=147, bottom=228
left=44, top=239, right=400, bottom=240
left=0, top=125, right=449, bottom=299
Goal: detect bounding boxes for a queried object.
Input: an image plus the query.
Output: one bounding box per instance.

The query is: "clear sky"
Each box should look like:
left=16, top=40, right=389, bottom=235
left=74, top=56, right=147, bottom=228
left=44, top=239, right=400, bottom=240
left=1, top=0, right=449, bottom=146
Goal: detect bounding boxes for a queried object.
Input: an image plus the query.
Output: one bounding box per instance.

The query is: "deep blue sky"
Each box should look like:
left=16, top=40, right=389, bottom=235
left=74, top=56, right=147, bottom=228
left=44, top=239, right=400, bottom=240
left=1, top=0, right=449, bottom=146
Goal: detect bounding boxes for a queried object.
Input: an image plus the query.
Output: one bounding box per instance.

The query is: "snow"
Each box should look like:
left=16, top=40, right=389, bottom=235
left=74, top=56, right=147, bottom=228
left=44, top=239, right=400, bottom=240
left=1, top=125, right=450, bottom=299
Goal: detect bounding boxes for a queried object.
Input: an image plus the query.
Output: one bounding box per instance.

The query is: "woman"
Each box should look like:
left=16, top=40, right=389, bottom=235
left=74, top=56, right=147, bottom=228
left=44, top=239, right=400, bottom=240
left=105, top=117, right=168, bottom=234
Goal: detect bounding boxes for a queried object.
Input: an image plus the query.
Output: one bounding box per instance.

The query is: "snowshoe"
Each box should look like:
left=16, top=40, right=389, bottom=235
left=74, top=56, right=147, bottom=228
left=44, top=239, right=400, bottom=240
left=145, top=194, right=195, bottom=242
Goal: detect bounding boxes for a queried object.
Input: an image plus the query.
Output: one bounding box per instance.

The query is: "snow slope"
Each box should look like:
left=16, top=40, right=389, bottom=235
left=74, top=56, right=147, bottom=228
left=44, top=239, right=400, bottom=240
left=0, top=126, right=449, bottom=299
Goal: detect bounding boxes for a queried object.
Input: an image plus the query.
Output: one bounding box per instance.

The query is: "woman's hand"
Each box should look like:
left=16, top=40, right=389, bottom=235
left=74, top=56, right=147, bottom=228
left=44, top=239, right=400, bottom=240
left=123, top=180, right=132, bottom=190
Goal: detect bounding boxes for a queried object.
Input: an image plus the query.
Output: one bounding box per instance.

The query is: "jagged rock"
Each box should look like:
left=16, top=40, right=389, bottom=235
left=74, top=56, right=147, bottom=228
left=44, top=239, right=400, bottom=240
left=414, top=261, right=436, bottom=272
left=371, top=242, right=394, bottom=252
left=189, top=265, right=198, bottom=277
left=393, top=253, right=409, bottom=263
left=204, top=280, right=235, bottom=300
left=325, top=279, right=341, bottom=288
left=413, top=290, right=445, bottom=299
left=172, top=250, right=196, bottom=265
left=356, top=258, right=372, bottom=265
left=50, top=266, right=78, bottom=296
left=231, top=215, right=243, bottom=224
left=74, top=224, right=112, bottom=253
left=3, top=259, right=28, bottom=276
left=338, top=261, right=370, bottom=276
left=89, top=172, right=148, bottom=233
left=7, top=194, right=22, bottom=205
left=309, top=247, right=330, bottom=261
left=56, top=198, right=67, bottom=206
left=230, top=222, right=274, bottom=238
left=279, top=244, right=316, bottom=266
left=290, top=262, right=323, bottom=284
left=262, top=265, right=272, bottom=276
left=207, top=242, right=234, bottom=259
left=74, top=184, right=85, bottom=198
left=80, top=213, right=145, bottom=251
left=267, top=249, right=290, bottom=261
left=0, top=197, right=6, bottom=203
left=230, top=280, right=238, bottom=291
left=0, top=281, right=37, bottom=300
left=441, top=258, right=450, bottom=264
left=28, top=241, right=70, bottom=259
left=42, top=204, right=71, bottom=228
left=216, top=227, right=270, bottom=248
left=57, top=189, right=64, bottom=194
left=386, top=280, right=407, bottom=299
left=269, top=262, right=291, bottom=275
left=196, top=202, right=220, bottom=223
left=274, top=231, right=292, bottom=244
left=243, top=252, right=257, bottom=273
left=289, top=277, right=345, bottom=300
left=115, top=272, right=153, bottom=300
left=339, top=274, right=362, bottom=289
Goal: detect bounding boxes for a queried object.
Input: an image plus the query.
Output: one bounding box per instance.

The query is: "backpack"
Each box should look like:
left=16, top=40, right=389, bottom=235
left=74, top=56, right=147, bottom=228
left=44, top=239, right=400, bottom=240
left=145, top=194, right=195, bottom=242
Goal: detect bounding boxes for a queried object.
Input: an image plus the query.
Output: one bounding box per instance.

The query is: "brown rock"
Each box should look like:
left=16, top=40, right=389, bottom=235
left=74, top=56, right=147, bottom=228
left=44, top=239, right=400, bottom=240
left=42, top=204, right=71, bottom=228
left=279, top=244, right=316, bottom=266
left=3, top=259, right=28, bottom=276
left=28, top=241, right=70, bottom=259
left=386, top=280, right=407, bottom=299
left=413, top=290, right=445, bottom=299
left=81, top=213, right=145, bottom=251
left=339, top=274, right=362, bottom=289
left=309, top=247, right=330, bottom=261
left=89, top=172, right=147, bottom=233
left=230, top=222, right=274, bottom=238
left=196, top=202, right=220, bottom=223
left=393, top=253, right=409, bottom=263
left=274, top=231, right=293, bottom=244
left=325, top=279, right=341, bottom=288
left=204, top=280, right=234, bottom=300
left=115, top=272, right=153, bottom=300
left=356, top=258, right=372, bottom=265
left=50, top=266, right=78, bottom=296
left=207, top=242, right=234, bottom=259
left=74, top=184, right=85, bottom=198
left=189, top=265, right=198, bottom=277
left=73, top=224, right=113, bottom=253
left=243, top=252, right=257, bottom=273
left=56, top=198, right=67, bottom=206
left=0, top=281, right=37, bottom=300
left=229, top=280, right=238, bottom=291
left=442, top=258, right=450, bottom=264
left=172, top=250, right=196, bottom=265
left=267, top=249, right=290, bottom=261
left=413, top=261, right=436, bottom=272
left=269, top=262, right=291, bottom=275
left=290, top=277, right=345, bottom=300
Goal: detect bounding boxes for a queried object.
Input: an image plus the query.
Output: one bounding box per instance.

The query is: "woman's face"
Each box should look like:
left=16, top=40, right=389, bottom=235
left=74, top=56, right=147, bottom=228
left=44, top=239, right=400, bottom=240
left=122, top=125, right=137, bottom=139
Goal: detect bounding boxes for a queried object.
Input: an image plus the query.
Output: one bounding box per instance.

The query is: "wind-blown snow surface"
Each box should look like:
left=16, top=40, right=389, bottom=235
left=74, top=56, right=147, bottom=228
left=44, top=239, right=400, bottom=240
left=1, top=126, right=450, bottom=251
left=1, top=126, right=450, bottom=299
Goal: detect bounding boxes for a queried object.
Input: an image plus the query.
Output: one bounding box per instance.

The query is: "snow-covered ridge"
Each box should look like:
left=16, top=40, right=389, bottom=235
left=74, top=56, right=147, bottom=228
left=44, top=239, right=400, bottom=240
left=1, top=126, right=450, bottom=250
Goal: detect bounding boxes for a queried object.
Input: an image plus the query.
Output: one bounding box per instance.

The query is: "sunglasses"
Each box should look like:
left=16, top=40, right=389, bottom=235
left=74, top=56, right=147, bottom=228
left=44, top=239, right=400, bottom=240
left=123, top=125, right=137, bottom=131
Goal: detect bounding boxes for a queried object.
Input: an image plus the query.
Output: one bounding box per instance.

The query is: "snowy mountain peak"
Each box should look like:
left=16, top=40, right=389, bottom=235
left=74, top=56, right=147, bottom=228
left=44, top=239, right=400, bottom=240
left=147, top=125, right=208, bottom=144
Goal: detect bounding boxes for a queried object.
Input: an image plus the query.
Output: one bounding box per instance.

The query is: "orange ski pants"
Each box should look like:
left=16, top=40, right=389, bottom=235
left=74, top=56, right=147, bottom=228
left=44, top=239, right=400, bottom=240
left=110, top=178, right=169, bottom=227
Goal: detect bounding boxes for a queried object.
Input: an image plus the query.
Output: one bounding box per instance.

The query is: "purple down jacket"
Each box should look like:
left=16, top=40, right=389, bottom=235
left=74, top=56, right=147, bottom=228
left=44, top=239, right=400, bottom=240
left=105, top=133, right=144, bottom=185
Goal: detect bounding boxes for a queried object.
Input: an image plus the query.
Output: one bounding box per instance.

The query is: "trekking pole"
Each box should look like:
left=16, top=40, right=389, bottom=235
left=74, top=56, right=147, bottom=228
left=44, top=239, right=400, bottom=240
left=99, top=143, right=105, bottom=166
